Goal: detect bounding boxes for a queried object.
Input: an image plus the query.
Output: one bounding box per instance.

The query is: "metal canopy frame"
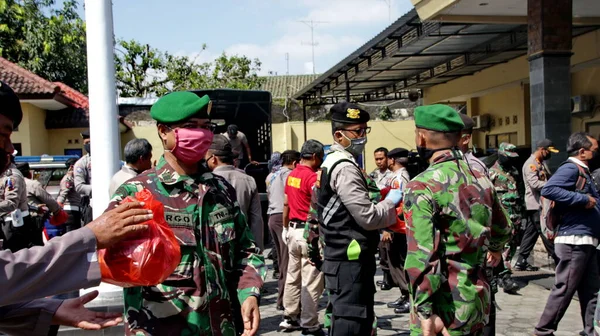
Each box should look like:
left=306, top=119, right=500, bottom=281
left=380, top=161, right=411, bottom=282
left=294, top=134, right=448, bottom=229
left=294, top=9, right=600, bottom=107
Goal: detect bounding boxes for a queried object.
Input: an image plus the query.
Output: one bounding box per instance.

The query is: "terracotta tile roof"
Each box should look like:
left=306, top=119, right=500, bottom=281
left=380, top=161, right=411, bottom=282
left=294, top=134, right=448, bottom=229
left=0, top=57, right=59, bottom=96
left=260, top=74, right=320, bottom=99
left=54, top=82, right=89, bottom=110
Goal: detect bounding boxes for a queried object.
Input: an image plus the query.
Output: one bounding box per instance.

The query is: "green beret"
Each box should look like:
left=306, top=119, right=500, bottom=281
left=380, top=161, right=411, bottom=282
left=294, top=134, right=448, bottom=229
left=151, top=92, right=211, bottom=124
left=414, top=104, right=464, bottom=133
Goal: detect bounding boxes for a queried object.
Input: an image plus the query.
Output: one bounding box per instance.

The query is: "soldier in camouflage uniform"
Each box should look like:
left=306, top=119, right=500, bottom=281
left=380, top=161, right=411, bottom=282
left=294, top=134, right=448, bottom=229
left=108, top=92, right=266, bottom=336
left=488, top=142, right=523, bottom=295
left=403, top=104, right=511, bottom=336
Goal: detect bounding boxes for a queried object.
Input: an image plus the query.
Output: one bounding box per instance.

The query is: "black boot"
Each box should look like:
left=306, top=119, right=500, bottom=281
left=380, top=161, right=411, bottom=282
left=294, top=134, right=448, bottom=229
left=394, top=300, right=410, bottom=314
left=387, top=296, right=404, bottom=309
left=501, top=274, right=520, bottom=294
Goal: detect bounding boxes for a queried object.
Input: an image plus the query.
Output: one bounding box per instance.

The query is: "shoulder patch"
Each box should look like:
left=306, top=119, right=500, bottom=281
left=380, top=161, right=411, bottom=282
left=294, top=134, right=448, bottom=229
left=529, top=164, right=537, bottom=172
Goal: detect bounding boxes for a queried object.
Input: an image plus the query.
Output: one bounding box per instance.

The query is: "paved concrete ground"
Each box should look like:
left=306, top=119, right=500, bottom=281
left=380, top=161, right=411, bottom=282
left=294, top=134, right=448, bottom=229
left=55, top=250, right=584, bottom=336
left=258, top=256, right=585, bottom=336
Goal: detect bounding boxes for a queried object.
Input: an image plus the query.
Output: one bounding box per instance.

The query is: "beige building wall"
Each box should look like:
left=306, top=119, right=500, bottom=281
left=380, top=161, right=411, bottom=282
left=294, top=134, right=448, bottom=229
left=571, top=65, right=600, bottom=136
left=11, top=103, right=34, bottom=155
left=121, top=124, right=163, bottom=163
left=272, top=120, right=416, bottom=173
left=27, top=104, right=49, bottom=155
left=422, top=30, right=600, bottom=150
left=47, top=128, right=88, bottom=155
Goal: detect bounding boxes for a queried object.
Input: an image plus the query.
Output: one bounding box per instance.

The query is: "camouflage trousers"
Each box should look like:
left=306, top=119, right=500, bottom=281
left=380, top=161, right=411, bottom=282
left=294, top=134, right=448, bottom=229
left=502, top=224, right=521, bottom=272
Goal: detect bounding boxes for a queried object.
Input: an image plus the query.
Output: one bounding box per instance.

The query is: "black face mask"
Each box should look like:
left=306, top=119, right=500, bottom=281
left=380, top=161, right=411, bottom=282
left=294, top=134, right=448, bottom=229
left=498, top=155, right=513, bottom=167
left=543, top=152, right=551, bottom=161
left=84, top=143, right=91, bottom=155
left=416, top=146, right=452, bottom=161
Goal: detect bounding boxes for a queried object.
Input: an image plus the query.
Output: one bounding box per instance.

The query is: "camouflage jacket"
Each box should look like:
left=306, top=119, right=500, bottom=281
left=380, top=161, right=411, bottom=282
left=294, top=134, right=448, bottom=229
left=403, top=150, right=511, bottom=335
left=489, top=161, right=524, bottom=226
left=109, top=156, right=266, bottom=336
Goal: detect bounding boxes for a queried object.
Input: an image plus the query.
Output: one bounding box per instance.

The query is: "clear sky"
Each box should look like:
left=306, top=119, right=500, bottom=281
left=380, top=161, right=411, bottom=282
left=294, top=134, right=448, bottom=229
left=75, top=0, right=414, bottom=76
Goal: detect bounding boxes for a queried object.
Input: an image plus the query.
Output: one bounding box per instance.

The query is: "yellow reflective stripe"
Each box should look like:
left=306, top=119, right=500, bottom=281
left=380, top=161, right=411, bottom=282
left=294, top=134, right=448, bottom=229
left=347, top=239, right=361, bottom=260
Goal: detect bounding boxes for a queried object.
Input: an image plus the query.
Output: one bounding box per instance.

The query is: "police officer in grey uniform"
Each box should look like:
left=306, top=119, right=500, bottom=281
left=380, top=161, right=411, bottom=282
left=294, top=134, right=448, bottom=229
left=316, top=102, right=402, bottom=336
left=57, top=158, right=81, bottom=233
left=74, top=130, right=92, bottom=225
left=459, top=114, right=488, bottom=175
left=0, top=153, right=33, bottom=251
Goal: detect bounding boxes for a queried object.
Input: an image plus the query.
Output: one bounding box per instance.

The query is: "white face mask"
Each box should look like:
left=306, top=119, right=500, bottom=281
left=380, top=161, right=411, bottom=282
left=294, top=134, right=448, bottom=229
left=340, top=132, right=367, bottom=158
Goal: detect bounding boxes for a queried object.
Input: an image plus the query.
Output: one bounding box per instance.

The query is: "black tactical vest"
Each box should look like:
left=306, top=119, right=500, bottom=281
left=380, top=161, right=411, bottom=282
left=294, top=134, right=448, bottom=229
left=316, top=152, right=380, bottom=261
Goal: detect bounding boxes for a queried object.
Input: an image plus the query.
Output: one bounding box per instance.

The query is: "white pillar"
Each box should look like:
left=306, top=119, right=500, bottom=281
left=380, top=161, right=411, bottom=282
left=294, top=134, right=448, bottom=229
left=84, top=0, right=120, bottom=219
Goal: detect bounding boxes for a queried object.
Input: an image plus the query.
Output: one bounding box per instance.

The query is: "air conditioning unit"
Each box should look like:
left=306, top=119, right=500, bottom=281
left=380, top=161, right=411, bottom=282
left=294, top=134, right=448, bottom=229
left=571, top=95, right=595, bottom=114
left=472, top=114, right=490, bottom=130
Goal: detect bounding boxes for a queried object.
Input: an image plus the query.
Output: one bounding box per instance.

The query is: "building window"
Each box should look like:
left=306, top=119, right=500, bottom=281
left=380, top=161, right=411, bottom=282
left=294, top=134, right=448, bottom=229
left=486, top=133, right=518, bottom=149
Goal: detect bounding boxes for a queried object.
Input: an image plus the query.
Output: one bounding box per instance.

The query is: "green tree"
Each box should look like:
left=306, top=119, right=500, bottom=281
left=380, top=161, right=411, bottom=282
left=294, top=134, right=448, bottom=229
left=114, top=39, right=169, bottom=97
left=0, top=0, right=88, bottom=93
left=115, top=41, right=266, bottom=97
left=166, top=52, right=265, bottom=92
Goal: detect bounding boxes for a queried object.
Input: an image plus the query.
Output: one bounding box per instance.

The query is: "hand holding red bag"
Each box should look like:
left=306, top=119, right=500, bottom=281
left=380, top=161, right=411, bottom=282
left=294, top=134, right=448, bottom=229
left=379, top=186, right=406, bottom=234
left=49, top=209, right=69, bottom=226
left=98, top=189, right=181, bottom=287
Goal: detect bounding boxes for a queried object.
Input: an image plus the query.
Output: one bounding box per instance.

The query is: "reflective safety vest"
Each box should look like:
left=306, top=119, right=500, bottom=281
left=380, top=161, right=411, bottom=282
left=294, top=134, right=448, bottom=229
left=316, top=150, right=380, bottom=261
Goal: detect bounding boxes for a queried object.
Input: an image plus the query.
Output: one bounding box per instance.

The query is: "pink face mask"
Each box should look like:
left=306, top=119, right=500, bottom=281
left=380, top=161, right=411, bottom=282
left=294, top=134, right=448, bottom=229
left=170, top=128, right=214, bottom=165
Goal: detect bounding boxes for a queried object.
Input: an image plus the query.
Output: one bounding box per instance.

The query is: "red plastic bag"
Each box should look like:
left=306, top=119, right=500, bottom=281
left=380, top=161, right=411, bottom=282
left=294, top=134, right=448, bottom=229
left=98, top=189, right=181, bottom=287
left=379, top=187, right=406, bottom=234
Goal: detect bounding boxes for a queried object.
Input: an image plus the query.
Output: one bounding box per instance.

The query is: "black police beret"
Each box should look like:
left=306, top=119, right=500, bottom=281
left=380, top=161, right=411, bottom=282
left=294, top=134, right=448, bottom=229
left=0, top=81, right=23, bottom=129
left=459, top=113, right=475, bottom=131
left=388, top=148, right=409, bottom=158
left=330, top=102, right=370, bottom=124
left=81, top=130, right=90, bottom=139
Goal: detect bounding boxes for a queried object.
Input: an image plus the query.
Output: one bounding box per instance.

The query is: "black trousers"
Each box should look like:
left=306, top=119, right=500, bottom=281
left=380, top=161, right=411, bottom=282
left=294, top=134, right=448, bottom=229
left=323, top=258, right=376, bottom=336
left=535, top=243, right=599, bottom=335
left=518, top=210, right=558, bottom=265
left=1, top=215, right=35, bottom=252
left=379, top=233, right=409, bottom=296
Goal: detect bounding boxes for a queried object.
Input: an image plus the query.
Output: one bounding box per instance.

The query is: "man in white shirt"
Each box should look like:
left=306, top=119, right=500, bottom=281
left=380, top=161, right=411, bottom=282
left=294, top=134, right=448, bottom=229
left=369, top=147, right=392, bottom=190
left=223, top=124, right=254, bottom=167
left=109, top=139, right=152, bottom=196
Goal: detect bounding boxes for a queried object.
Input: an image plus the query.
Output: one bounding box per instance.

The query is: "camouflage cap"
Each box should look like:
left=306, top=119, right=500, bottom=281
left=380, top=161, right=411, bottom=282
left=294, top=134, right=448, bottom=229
left=414, top=104, right=464, bottom=133
left=151, top=91, right=212, bottom=124
left=498, top=142, right=519, bottom=157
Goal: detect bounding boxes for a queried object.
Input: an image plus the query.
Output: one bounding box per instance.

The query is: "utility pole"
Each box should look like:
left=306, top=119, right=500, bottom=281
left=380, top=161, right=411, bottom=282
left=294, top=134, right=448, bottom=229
left=381, top=0, right=392, bottom=22
left=84, top=0, right=120, bottom=219
left=299, top=20, right=328, bottom=74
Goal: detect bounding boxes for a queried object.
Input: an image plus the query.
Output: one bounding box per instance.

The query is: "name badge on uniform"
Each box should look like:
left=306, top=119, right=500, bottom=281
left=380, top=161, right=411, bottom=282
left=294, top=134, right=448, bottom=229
left=208, top=207, right=233, bottom=225
left=7, top=209, right=23, bottom=227
left=164, top=211, right=194, bottom=228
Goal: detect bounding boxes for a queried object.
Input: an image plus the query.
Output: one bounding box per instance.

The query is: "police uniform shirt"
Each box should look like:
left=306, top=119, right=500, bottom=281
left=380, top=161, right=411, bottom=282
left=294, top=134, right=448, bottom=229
left=523, top=154, right=550, bottom=211
left=326, top=143, right=396, bottom=230
left=74, top=154, right=92, bottom=197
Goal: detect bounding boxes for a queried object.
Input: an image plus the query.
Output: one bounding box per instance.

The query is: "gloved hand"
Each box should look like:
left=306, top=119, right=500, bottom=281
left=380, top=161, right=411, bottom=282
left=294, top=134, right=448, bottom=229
left=282, top=227, right=289, bottom=246
left=384, top=189, right=403, bottom=206
left=49, top=209, right=69, bottom=226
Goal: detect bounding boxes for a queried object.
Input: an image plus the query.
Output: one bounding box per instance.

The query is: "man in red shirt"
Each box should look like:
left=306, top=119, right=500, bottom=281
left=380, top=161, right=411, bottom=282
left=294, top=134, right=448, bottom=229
left=280, top=140, right=325, bottom=336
